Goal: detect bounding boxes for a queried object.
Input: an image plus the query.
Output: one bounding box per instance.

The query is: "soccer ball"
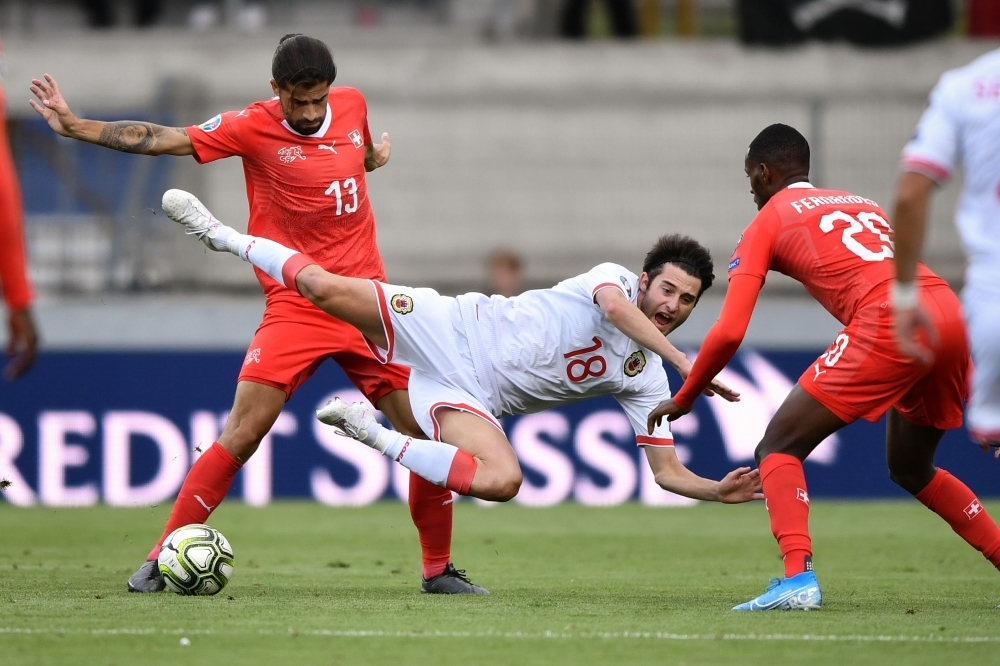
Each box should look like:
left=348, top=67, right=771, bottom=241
left=157, top=524, right=235, bottom=596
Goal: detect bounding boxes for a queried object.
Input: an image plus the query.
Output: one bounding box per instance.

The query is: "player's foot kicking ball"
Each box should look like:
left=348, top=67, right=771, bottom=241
left=731, top=571, right=822, bottom=611
left=161, top=189, right=239, bottom=253
left=422, top=563, right=489, bottom=595
left=127, top=559, right=165, bottom=593
left=318, top=399, right=490, bottom=595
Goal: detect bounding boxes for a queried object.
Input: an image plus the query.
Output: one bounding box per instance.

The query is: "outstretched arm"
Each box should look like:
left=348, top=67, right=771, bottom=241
left=647, top=273, right=762, bottom=432
left=596, top=288, right=739, bottom=401
left=644, top=446, right=762, bottom=503
left=891, top=171, right=937, bottom=364
left=29, top=74, right=193, bottom=156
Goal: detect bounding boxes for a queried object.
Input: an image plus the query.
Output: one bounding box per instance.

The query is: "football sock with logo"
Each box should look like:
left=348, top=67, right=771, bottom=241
left=146, top=443, right=243, bottom=561
left=230, top=233, right=315, bottom=291
left=759, top=453, right=813, bottom=578
left=915, top=468, right=1000, bottom=568
left=408, top=473, right=454, bottom=579
left=369, top=425, right=477, bottom=494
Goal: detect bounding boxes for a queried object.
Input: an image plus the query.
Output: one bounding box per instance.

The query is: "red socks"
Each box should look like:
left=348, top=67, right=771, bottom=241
left=445, top=449, right=478, bottom=496
left=759, top=453, right=813, bottom=578
left=146, top=443, right=243, bottom=561
left=408, top=472, right=454, bottom=580
left=915, top=468, right=1000, bottom=569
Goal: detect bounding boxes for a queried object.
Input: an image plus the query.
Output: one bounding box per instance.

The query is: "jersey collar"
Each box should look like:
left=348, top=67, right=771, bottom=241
left=280, top=104, right=333, bottom=139
left=786, top=182, right=815, bottom=190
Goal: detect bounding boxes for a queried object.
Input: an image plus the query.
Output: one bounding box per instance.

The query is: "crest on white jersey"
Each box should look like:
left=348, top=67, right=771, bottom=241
left=277, top=146, right=305, bottom=163
left=348, top=129, right=364, bottom=148
left=623, top=350, right=646, bottom=377
left=391, top=294, right=414, bottom=315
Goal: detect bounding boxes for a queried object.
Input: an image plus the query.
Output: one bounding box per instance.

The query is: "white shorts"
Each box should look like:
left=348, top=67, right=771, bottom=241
left=366, top=281, right=503, bottom=441
left=964, top=283, right=1000, bottom=439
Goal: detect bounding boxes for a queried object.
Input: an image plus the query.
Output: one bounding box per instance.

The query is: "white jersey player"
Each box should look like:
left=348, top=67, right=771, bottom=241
left=162, top=189, right=762, bottom=505
left=893, top=48, right=1000, bottom=452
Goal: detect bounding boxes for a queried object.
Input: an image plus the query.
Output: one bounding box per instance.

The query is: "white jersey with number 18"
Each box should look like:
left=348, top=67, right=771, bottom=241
left=456, top=263, right=674, bottom=446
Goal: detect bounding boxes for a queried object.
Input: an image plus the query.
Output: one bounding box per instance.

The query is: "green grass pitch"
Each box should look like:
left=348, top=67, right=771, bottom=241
left=2, top=501, right=999, bottom=665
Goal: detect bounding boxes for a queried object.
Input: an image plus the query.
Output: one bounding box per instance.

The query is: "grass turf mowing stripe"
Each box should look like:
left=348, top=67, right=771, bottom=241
left=2, top=627, right=999, bottom=643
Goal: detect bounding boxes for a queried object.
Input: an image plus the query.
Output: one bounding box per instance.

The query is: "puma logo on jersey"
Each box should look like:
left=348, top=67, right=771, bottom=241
left=812, top=363, right=826, bottom=380
left=236, top=109, right=249, bottom=118
left=277, top=146, right=305, bottom=163
left=348, top=129, right=364, bottom=148
left=318, top=142, right=337, bottom=154
left=624, top=350, right=646, bottom=377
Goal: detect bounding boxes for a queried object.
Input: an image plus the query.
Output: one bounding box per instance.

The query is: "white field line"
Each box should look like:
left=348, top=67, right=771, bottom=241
left=1, top=627, right=999, bottom=643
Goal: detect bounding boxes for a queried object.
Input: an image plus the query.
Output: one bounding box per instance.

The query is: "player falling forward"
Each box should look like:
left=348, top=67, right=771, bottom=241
left=30, top=35, right=480, bottom=595
left=161, top=189, right=762, bottom=506
left=893, top=48, right=1000, bottom=456
left=648, top=124, right=1000, bottom=611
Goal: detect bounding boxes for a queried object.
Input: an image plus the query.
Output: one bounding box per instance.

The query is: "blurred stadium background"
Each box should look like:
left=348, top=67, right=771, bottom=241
left=1, top=1, right=996, bottom=510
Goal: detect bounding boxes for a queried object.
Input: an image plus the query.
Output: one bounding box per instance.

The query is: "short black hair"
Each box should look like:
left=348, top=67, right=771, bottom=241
left=642, top=234, right=714, bottom=298
left=747, top=123, right=810, bottom=173
left=272, top=34, right=337, bottom=89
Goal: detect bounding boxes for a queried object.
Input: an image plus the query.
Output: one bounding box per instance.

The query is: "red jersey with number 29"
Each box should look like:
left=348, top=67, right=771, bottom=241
left=186, top=87, right=383, bottom=296
left=728, top=182, right=946, bottom=325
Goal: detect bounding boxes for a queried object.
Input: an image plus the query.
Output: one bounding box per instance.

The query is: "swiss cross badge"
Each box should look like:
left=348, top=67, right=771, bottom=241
left=390, top=294, right=414, bottom=315
left=964, top=499, right=983, bottom=519
left=348, top=129, right=364, bottom=148
left=796, top=488, right=810, bottom=505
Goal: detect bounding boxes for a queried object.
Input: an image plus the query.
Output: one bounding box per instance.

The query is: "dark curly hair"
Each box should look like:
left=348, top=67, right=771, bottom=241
left=747, top=123, right=810, bottom=173
left=642, top=234, right=715, bottom=299
left=272, top=34, right=337, bottom=89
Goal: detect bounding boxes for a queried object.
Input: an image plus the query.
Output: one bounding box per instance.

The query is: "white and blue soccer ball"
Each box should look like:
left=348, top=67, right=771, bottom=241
left=157, top=524, right=235, bottom=596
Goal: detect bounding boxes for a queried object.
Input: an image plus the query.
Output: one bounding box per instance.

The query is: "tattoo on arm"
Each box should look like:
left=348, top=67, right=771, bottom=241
left=96, top=121, right=186, bottom=154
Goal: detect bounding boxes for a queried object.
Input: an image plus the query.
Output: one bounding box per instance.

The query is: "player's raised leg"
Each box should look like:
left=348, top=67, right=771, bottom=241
left=127, top=380, right=284, bottom=592
left=162, top=189, right=388, bottom=347
left=733, top=386, right=845, bottom=611
left=886, top=410, right=1000, bottom=570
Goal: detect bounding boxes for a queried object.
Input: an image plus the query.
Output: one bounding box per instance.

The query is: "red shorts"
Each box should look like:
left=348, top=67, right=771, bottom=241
left=238, top=293, right=410, bottom=403
left=798, top=283, right=969, bottom=430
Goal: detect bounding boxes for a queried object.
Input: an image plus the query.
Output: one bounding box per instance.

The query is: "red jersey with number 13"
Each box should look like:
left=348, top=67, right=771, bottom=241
left=186, top=87, right=383, bottom=296
left=728, top=183, right=946, bottom=325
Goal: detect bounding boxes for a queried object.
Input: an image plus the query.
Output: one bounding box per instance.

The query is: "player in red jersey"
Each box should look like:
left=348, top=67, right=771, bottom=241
left=0, top=37, right=38, bottom=380
left=648, top=124, right=1000, bottom=610
left=29, top=34, right=483, bottom=595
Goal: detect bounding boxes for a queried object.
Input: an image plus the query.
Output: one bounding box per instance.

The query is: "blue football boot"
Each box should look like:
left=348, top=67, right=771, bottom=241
left=732, top=571, right=822, bottom=611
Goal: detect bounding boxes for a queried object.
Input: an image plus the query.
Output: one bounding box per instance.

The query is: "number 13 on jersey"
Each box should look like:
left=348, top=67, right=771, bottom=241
left=325, top=178, right=358, bottom=216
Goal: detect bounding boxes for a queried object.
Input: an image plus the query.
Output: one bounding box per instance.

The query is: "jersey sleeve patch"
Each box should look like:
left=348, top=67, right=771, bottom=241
left=197, top=114, right=222, bottom=132
left=728, top=257, right=741, bottom=272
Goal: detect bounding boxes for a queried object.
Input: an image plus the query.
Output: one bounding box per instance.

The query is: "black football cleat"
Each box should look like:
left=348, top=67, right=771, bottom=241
left=420, top=563, right=489, bottom=595
left=127, top=559, right=165, bottom=593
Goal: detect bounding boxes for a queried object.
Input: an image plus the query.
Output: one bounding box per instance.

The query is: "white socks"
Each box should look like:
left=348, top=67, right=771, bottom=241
left=227, top=232, right=302, bottom=289
left=364, top=421, right=461, bottom=488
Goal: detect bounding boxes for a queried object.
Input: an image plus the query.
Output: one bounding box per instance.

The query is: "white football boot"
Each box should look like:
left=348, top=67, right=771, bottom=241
left=161, top=189, right=239, bottom=253
left=316, top=398, right=387, bottom=453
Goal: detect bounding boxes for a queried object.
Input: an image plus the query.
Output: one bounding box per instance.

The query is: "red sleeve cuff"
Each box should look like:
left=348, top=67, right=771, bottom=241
left=637, top=436, right=674, bottom=448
